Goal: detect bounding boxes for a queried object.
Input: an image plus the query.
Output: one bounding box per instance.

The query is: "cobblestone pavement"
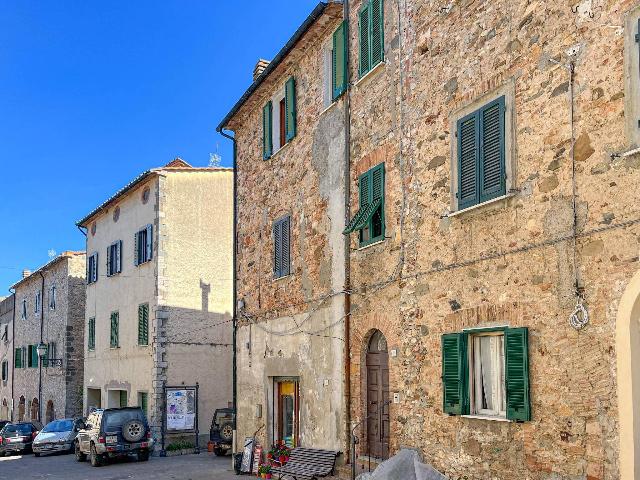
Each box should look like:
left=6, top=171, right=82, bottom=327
left=0, top=450, right=239, bottom=480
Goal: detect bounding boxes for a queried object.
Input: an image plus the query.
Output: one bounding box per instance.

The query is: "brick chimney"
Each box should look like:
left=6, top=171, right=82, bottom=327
left=253, top=59, right=270, bottom=81
left=22, top=269, right=31, bottom=279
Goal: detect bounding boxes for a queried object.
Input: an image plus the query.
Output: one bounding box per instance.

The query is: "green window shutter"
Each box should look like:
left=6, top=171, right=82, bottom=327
left=140, top=392, right=148, bottom=415
left=88, top=318, right=95, bottom=351
left=110, top=312, right=119, bottom=348
left=138, top=304, right=149, bottom=346
left=370, top=0, right=384, bottom=68
left=441, top=333, right=468, bottom=415
left=505, top=327, right=531, bottom=422
left=479, top=97, right=506, bottom=203
left=359, top=171, right=371, bottom=208
left=285, top=77, right=297, bottom=142
left=371, top=163, right=384, bottom=202
left=29, top=345, right=38, bottom=368
left=457, top=112, right=479, bottom=210
left=281, top=216, right=290, bottom=277
left=263, top=101, right=273, bottom=159
left=273, top=220, right=282, bottom=278
left=15, top=348, right=22, bottom=369
left=332, top=21, right=347, bottom=100
left=358, top=4, right=371, bottom=76
left=119, top=390, right=127, bottom=408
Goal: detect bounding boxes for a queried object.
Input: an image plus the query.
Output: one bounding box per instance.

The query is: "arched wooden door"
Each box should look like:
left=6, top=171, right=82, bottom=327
left=30, top=398, right=39, bottom=421
left=366, top=331, right=389, bottom=459
left=18, top=396, right=25, bottom=421
left=46, top=400, right=54, bottom=423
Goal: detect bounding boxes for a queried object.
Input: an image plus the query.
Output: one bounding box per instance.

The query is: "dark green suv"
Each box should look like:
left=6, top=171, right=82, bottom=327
left=75, top=407, right=154, bottom=467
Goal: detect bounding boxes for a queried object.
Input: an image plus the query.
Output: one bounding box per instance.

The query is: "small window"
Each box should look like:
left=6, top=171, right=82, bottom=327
left=263, top=77, right=297, bottom=159
left=343, top=163, right=385, bottom=247
left=138, top=304, right=149, bottom=346
left=46, top=342, right=57, bottom=362
left=358, top=0, right=384, bottom=77
left=110, top=312, right=119, bottom=348
left=441, top=327, right=531, bottom=422
left=87, top=252, right=99, bottom=284
left=49, top=286, right=56, bottom=310
left=34, top=291, right=40, bottom=314
left=107, top=240, right=123, bottom=276
left=2, top=324, right=8, bottom=343
left=119, top=390, right=127, bottom=408
left=134, top=226, right=153, bottom=266
left=88, top=317, right=95, bottom=351
left=21, top=299, right=27, bottom=320
left=27, top=344, right=38, bottom=368
left=455, top=96, right=507, bottom=211
left=273, top=215, right=291, bottom=279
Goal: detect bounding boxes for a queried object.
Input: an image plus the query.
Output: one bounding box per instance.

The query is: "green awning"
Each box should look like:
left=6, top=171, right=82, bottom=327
left=343, top=198, right=382, bottom=235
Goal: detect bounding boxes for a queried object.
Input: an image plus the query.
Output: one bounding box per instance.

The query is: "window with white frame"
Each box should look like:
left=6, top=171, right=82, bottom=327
left=21, top=299, right=26, bottom=319
left=49, top=285, right=56, bottom=310
left=469, top=332, right=506, bottom=418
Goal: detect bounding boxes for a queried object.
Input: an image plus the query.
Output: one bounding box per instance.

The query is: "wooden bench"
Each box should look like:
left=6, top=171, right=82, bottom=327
left=271, top=447, right=341, bottom=480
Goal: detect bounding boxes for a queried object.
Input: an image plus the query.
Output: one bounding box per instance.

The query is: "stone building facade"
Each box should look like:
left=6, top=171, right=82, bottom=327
left=0, top=295, right=14, bottom=420
left=9, top=252, right=86, bottom=424
left=218, top=2, right=349, bottom=455
left=77, top=159, right=233, bottom=448
left=221, top=0, right=640, bottom=478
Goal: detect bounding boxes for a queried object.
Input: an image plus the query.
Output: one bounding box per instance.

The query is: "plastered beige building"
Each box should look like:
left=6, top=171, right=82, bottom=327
left=77, top=159, right=233, bottom=448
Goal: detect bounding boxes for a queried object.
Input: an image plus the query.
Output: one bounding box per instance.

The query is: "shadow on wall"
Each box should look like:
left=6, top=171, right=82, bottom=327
left=200, top=280, right=211, bottom=313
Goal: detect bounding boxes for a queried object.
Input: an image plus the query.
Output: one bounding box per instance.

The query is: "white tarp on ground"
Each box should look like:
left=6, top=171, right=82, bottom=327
left=356, top=449, right=447, bottom=480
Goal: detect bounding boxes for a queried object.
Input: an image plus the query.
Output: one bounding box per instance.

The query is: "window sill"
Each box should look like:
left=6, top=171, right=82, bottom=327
left=357, top=238, right=385, bottom=251
left=447, top=193, right=515, bottom=218
left=270, top=139, right=293, bottom=161
left=354, top=61, right=386, bottom=88
left=273, top=274, right=292, bottom=283
left=319, top=100, right=339, bottom=117
left=461, top=414, right=510, bottom=423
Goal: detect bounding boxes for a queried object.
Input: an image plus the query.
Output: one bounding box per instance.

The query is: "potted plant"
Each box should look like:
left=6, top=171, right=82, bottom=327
left=258, top=464, right=272, bottom=479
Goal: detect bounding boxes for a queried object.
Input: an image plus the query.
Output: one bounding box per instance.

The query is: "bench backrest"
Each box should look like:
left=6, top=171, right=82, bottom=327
left=285, top=448, right=339, bottom=474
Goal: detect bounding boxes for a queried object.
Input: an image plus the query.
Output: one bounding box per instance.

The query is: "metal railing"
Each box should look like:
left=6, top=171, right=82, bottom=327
left=350, top=399, right=391, bottom=480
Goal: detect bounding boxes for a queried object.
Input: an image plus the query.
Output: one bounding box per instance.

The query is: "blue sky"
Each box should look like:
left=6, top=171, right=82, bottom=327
left=0, top=0, right=319, bottom=291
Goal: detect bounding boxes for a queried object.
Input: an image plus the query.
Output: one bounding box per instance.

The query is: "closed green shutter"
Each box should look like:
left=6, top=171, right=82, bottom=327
left=479, top=97, right=506, bottom=203
left=281, top=216, right=290, bottom=277
left=110, top=312, right=119, bottom=348
left=457, top=113, right=479, bottom=210
left=358, top=4, right=370, bottom=76
left=28, top=345, right=38, bottom=368
left=273, top=220, right=282, bottom=277
left=14, top=348, right=21, bottom=369
left=140, top=392, right=148, bottom=416
left=332, top=21, right=347, bottom=100
left=138, top=304, right=149, bottom=346
left=88, top=318, right=95, bottom=351
left=263, top=101, right=273, bottom=159
left=370, top=0, right=384, bottom=68
left=119, top=390, right=127, bottom=408
left=285, top=77, right=297, bottom=142
left=441, top=333, right=468, bottom=415
left=505, top=327, right=531, bottom=421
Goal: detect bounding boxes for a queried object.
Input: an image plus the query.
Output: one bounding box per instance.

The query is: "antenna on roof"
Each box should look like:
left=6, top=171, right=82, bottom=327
left=48, top=249, right=56, bottom=260
left=209, top=145, right=222, bottom=168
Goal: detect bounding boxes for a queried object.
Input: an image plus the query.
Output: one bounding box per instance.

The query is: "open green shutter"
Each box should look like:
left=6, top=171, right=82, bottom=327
left=370, top=0, right=384, bottom=67
left=442, top=333, right=468, bottom=415
left=505, top=327, right=531, bottom=421
left=15, top=348, right=21, bottom=368
left=457, top=113, right=479, bottom=210
left=138, top=305, right=149, bottom=345
left=332, top=21, right=347, bottom=100
left=273, top=220, right=282, bottom=277
left=88, top=318, right=95, bottom=351
left=281, top=216, right=290, bottom=277
left=31, top=345, right=38, bottom=368
left=285, top=77, right=297, bottom=142
left=371, top=163, right=384, bottom=201
left=119, top=390, right=127, bottom=407
left=263, top=101, right=273, bottom=159
left=479, top=97, right=506, bottom=203
left=358, top=4, right=370, bottom=76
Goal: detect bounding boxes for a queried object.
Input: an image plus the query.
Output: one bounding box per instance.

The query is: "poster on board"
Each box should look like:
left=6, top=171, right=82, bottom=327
left=166, top=387, right=197, bottom=432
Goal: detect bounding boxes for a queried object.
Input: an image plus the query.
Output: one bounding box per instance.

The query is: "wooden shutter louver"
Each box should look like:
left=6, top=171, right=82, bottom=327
left=370, top=0, right=384, bottom=67
left=505, top=327, right=531, bottom=421
left=441, top=333, right=468, bottom=415
left=285, top=77, right=297, bottom=142
left=359, top=5, right=370, bottom=76
left=281, top=216, right=290, bottom=277
left=332, top=21, right=347, bottom=100
left=273, top=221, right=282, bottom=278
left=138, top=304, right=149, bottom=346
left=457, top=115, right=478, bottom=210
left=263, top=101, right=273, bottom=159
left=480, top=98, right=506, bottom=202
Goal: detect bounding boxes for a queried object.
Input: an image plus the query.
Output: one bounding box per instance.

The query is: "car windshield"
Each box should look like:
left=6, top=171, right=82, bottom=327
left=214, top=411, right=233, bottom=426
left=42, top=420, right=73, bottom=433
left=104, top=410, right=143, bottom=430
left=3, top=424, right=31, bottom=435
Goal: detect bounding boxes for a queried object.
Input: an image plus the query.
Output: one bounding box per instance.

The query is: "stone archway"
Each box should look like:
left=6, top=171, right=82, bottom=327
left=46, top=400, right=54, bottom=423
left=616, top=269, right=640, bottom=479
left=364, top=330, right=390, bottom=460
left=30, top=397, right=39, bottom=422
left=18, top=396, right=25, bottom=421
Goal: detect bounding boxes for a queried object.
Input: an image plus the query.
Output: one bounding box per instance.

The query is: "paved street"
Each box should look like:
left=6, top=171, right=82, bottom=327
left=0, top=451, right=239, bottom=480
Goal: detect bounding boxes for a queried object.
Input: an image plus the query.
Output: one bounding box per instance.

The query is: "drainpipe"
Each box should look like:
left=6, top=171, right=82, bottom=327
left=342, top=0, right=353, bottom=468
left=9, top=288, right=15, bottom=421
left=217, top=127, right=238, bottom=455
left=37, top=271, right=45, bottom=422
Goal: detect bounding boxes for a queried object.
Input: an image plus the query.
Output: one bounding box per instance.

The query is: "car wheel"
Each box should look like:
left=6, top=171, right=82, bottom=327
left=34, top=452, right=40, bottom=457
left=137, top=450, right=150, bottom=462
left=89, top=443, right=102, bottom=467
left=75, top=442, right=86, bottom=462
left=122, top=419, right=145, bottom=442
left=219, top=421, right=234, bottom=442
left=213, top=447, right=225, bottom=457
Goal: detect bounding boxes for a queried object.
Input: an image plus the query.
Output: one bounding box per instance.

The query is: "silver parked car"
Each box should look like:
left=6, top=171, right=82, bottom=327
left=33, top=418, right=83, bottom=456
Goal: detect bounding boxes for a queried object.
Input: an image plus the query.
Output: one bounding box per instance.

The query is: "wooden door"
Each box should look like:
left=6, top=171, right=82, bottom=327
left=366, top=331, right=389, bottom=459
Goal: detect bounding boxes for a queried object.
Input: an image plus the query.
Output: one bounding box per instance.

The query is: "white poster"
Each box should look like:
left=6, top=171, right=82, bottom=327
left=166, top=388, right=196, bottom=431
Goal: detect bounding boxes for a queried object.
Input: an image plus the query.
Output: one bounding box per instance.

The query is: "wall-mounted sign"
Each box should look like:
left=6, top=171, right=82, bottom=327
left=166, top=387, right=196, bottom=432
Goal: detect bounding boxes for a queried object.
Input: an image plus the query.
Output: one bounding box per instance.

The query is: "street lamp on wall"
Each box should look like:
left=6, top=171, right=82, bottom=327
left=36, top=342, right=47, bottom=359
left=36, top=342, right=46, bottom=423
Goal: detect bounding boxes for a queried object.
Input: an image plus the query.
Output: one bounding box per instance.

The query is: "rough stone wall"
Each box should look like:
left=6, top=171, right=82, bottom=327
left=229, top=3, right=348, bottom=452
left=346, top=0, right=640, bottom=479
left=0, top=295, right=14, bottom=419
left=159, top=170, right=234, bottom=446
left=64, top=255, right=86, bottom=418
